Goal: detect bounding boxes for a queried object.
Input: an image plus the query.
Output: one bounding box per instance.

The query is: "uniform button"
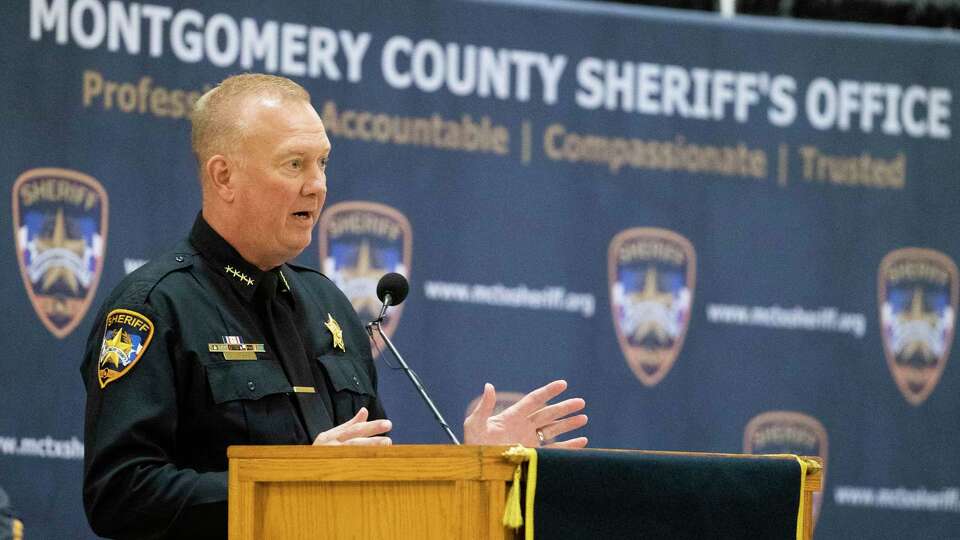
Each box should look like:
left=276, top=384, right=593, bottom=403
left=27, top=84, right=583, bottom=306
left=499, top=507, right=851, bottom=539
left=247, top=380, right=256, bottom=391
left=175, top=255, right=184, bottom=263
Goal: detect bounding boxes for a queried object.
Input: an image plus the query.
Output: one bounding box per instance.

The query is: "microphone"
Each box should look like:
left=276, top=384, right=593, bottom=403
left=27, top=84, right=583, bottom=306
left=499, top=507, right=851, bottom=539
left=366, top=273, right=460, bottom=445
left=373, top=272, right=409, bottom=324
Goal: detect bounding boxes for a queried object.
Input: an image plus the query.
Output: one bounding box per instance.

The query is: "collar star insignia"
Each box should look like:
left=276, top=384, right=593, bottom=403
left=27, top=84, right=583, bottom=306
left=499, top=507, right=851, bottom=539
left=325, top=313, right=346, bottom=352
left=224, top=265, right=254, bottom=286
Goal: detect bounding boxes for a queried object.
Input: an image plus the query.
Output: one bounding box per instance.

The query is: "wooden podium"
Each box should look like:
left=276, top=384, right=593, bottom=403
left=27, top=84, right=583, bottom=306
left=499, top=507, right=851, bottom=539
left=228, top=445, right=823, bottom=540
left=228, top=445, right=520, bottom=539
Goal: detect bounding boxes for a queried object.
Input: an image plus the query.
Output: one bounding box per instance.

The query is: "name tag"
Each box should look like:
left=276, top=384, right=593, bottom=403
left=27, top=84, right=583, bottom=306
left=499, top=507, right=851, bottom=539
left=208, top=343, right=265, bottom=360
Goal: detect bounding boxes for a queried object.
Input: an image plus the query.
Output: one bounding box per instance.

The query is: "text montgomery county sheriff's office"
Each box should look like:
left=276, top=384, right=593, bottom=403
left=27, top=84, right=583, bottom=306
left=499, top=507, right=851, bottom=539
left=31, top=0, right=952, bottom=139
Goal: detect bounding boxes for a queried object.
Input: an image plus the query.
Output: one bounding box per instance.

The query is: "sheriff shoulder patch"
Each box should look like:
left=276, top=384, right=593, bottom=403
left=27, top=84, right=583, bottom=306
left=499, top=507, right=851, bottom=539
left=98, top=308, right=155, bottom=388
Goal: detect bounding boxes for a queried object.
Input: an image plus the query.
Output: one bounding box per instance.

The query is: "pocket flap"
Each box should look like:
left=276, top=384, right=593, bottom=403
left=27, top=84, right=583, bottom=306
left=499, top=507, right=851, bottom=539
left=206, top=360, right=291, bottom=404
left=317, top=355, right=374, bottom=395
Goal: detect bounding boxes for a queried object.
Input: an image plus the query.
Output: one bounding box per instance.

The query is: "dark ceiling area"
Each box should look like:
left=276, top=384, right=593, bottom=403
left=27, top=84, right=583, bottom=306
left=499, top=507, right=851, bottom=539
left=602, top=0, right=960, bottom=28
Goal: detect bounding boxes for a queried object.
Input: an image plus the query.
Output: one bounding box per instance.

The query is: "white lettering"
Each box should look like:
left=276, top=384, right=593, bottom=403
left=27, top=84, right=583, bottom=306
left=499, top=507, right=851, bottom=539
left=240, top=18, right=278, bottom=72
left=381, top=35, right=413, bottom=89
left=339, top=30, right=370, bottom=83
left=205, top=13, right=239, bottom=68
left=70, top=0, right=106, bottom=50
left=106, top=0, right=139, bottom=53
left=280, top=23, right=307, bottom=76
left=30, top=0, right=68, bottom=44
left=169, top=8, right=203, bottom=63
left=806, top=77, right=836, bottom=130
left=575, top=57, right=603, bottom=110
left=307, top=27, right=339, bottom=79
left=141, top=4, right=172, bottom=57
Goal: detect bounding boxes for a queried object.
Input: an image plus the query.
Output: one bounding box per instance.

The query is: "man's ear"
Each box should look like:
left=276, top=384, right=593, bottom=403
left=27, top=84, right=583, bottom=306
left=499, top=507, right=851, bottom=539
left=205, top=155, right=235, bottom=202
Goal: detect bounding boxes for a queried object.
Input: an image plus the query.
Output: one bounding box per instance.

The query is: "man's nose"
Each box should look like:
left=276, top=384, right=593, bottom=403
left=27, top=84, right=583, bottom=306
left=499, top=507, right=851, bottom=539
left=302, top=169, right=327, bottom=196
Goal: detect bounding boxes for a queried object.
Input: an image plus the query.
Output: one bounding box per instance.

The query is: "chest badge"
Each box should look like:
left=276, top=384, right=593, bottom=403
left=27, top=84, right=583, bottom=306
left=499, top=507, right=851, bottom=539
left=325, top=313, right=346, bottom=352
left=209, top=336, right=265, bottom=360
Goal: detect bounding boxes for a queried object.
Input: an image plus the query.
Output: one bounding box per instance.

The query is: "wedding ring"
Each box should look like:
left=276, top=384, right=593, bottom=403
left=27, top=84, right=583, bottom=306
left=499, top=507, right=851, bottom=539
left=536, top=428, right=545, bottom=444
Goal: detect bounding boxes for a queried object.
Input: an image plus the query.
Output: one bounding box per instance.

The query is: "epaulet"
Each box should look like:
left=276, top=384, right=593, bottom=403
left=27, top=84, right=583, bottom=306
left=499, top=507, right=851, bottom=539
left=112, top=242, right=196, bottom=305
left=284, top=260, right=326, bottom=277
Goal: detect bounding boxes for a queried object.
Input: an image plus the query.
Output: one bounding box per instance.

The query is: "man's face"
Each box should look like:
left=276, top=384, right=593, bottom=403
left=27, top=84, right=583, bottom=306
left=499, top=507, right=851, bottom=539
left=230, top=97, right=330, bottom=268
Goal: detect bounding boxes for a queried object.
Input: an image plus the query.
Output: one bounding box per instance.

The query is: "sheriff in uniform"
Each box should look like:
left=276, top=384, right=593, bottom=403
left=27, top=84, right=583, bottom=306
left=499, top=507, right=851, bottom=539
left=81, top=74, right=588, bottom=539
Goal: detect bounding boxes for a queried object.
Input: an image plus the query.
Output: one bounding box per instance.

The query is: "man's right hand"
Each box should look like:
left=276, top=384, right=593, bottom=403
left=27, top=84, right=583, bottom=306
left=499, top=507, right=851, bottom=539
left=312, top=407, right=393, bottom=446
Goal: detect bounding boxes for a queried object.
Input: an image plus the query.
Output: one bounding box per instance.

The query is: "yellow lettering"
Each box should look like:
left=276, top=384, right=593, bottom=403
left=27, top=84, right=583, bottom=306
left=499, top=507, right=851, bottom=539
left=799, top=145, right=905, bottom=190
left=82, top=70, right=103, bottom=107
left=888, top=262, right=949, bottom=285
left=619, top=240, right=685, bottom=265
left=19, top=178, right=94, bottom=207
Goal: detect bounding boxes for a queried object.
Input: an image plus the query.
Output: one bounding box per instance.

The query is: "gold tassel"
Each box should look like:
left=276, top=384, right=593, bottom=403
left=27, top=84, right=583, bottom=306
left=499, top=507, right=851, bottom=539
left=503, top=462, right=524, bottom=528
left=501, top=445, right=539, bottom=537
left=794, top=456, right=809, bottom=540
left=766, top=454, right=813, bottom=540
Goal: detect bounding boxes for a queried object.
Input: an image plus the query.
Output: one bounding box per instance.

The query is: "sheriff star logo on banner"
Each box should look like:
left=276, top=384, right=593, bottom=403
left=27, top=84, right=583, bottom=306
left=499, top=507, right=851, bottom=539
left=319, top=201, right=412, bottom=339
left=12, top=168, right=108, bottom=339
left=609, top=227, right=696, bottom=387
left=878, top=248, right=958, bottom=406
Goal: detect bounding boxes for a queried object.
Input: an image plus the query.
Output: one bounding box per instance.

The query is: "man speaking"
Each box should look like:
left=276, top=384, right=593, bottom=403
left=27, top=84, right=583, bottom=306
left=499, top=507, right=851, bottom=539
left=80, top=74, right=588, bottom=539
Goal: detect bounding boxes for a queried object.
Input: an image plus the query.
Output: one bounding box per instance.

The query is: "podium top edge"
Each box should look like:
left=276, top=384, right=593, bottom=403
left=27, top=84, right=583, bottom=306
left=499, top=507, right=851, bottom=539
left=226, top=444, right=515, bottom=459
left=227, top=444, right=822, bottom=470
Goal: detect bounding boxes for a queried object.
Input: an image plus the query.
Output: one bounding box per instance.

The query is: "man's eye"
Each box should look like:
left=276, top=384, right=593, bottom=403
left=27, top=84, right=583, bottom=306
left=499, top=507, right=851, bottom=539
left=289, top=159, right=302, bottom=170
left=319, top=157, right=329, bottom=169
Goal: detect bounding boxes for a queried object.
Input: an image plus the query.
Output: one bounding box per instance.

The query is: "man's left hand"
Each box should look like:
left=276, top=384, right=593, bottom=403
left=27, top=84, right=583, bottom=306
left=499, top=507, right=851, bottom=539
left=463, top=380, right=588, bottom=448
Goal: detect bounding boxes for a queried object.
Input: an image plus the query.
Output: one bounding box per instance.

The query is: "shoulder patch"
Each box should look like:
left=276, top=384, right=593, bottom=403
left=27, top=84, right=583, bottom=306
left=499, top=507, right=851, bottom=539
left=98, top=309, right=155, bottom=388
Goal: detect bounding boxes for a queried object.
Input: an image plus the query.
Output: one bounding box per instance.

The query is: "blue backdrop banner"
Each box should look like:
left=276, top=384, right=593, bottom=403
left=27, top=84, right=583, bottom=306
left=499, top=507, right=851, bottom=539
left=2, top=0, right=958, bottom=537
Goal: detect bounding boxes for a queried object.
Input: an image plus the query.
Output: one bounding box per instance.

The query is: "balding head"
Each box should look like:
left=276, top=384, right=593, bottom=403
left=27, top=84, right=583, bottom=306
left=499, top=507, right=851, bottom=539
left=190, top=73, right=311, bottom=169
left=189, top=73, right=330, bottom=270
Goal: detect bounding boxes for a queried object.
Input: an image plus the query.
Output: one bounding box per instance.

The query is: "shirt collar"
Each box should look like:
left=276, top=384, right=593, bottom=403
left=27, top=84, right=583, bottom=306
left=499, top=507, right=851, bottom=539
left=188, top=214, right=268, bottom=302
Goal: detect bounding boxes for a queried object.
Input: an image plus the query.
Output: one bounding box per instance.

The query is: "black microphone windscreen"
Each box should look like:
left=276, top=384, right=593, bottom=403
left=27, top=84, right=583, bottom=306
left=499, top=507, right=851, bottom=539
left=376, top=273, right=409, bottom=305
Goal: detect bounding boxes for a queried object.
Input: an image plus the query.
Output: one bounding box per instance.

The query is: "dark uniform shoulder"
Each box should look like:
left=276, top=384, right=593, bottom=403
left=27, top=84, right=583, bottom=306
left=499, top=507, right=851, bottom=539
left=80, top=241, right=197, bottom=379
left=105, top=241, right=197, bottom=306
left=283, top=261, right=357, bottom=313
left=284, top=260, right=337, bottom=287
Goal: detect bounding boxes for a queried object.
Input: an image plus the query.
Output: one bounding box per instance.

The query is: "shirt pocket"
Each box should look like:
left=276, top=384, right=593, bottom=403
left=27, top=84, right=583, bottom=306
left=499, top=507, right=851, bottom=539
left=316, top=354, right=375, bottom=423
left=204, top=359, right=306, bottom=444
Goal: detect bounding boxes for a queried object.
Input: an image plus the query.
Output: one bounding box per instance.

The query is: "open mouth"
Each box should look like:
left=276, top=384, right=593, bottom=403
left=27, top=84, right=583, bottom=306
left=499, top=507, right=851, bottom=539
left=293, top=211, right=312, bottom=220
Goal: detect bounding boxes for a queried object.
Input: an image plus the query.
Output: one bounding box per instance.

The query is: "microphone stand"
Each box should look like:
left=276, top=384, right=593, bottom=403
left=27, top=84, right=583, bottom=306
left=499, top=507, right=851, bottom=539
left=367, top=313, right=461, bottom=445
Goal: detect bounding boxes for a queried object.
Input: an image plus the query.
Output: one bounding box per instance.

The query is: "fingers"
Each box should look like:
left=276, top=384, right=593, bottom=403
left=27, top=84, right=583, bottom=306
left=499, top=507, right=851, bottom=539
left=343, top=407, right=369, bottom=426
left=539, top=414, right=588, bottom=441
left=466, top=383, right=497, bottom=423
left=547, top=437, right=589, bottom=449
left=313, top=408, right=367, bottom=444
left=336, top=419, right=392, bottom=442
left=312, top=408, right=393, bottom=446
left=526, top=398, right=585, bottom=428
left=508, top=379, right=568, bottom=417
left=344, top=436, right=392, bottom=446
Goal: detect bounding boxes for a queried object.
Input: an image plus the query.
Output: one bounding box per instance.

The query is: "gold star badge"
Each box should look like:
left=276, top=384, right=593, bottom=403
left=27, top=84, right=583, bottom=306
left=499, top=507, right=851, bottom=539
left=101, top=328, right=132, bottom=369
left=325, top=313, right=346, bottom=352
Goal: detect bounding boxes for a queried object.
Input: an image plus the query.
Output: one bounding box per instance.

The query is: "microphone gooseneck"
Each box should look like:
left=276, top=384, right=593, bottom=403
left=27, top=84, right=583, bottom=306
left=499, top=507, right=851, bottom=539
left=366, top=273, right=460, bottom=445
